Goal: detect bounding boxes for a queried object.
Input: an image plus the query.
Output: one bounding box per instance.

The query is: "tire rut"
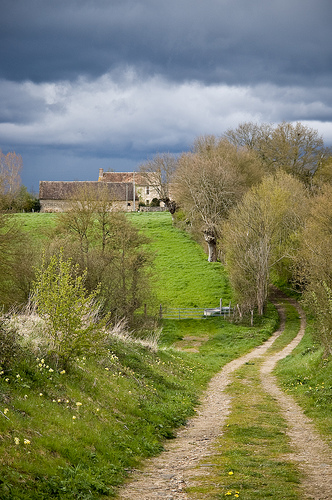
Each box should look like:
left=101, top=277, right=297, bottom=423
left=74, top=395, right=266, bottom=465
left=116, top=297, right=332, bottom=499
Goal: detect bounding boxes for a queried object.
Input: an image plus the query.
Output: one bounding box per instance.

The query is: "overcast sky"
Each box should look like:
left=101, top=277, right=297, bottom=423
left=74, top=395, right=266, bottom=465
left=1, top=0, right=332, bottom=191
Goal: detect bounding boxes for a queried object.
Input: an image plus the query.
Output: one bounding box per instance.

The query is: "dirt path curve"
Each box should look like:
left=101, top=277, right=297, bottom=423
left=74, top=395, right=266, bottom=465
left=117, top=297, right=332, bottom=500
left=261, top=297, right=332, bottom=500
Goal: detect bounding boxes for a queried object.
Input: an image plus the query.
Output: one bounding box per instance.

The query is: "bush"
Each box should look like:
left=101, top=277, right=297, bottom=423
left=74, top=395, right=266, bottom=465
left=150, top=198, right=160, bottom=207
left=32, top=251, right=109, bottom=367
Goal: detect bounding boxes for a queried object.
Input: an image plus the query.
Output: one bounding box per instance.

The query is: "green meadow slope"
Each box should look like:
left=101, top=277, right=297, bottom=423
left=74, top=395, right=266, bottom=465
left=0, top=212, right=279, bottom=498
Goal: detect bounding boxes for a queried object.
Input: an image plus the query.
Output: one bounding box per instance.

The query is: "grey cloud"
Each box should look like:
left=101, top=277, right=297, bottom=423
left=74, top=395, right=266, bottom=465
left=1, top=0, right=331, bottom=86
left=0, top=80, right=46, bottom=123
left=1, top=0, right=332, bottom=191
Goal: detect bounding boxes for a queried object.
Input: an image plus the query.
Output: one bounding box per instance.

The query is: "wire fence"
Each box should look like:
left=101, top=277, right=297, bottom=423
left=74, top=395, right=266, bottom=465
left=159, top=302, right=233, bottom=320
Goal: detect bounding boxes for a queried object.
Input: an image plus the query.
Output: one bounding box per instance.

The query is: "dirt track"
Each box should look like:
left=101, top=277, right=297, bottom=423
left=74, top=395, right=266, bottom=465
left=116, top=297, right=332, bottom=499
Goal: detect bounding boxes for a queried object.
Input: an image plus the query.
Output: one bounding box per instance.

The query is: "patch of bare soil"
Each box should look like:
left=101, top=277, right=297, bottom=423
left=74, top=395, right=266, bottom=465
left=175, top=336, right=208, bottom=353
left=116, top=298, right=332, bottom=499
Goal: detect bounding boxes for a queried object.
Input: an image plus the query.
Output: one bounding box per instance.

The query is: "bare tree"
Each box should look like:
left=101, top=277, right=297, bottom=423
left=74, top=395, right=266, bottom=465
left=0, top=150, right=23, bottom=209
left=224, top=121, right=330, bottom=187
left=224, top=171, right=307, bottom=315
left=58, top=183, right=114, bottom=255
left=0, top=213, right=37, bottom=309
left=139, top=153, right=178, bottom=213
left=54, top=185, right=154, bottom=326
left=224, top=122, right=272, bottom=151
left=174, top=138, right=264, bottom=261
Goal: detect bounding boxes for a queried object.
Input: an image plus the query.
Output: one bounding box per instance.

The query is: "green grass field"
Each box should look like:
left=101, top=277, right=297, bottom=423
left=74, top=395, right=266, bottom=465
left=129, top=212, right=231, bottom=308
left=0, top=212, right=278, bottom=499
left=1, top=211, right=331, bottom=499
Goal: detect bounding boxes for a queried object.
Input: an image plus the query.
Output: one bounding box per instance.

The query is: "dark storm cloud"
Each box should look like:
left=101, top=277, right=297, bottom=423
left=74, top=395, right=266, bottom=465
left=1, top=0, right=332, bottom=190
left=1, top=0, right=331, bottom=86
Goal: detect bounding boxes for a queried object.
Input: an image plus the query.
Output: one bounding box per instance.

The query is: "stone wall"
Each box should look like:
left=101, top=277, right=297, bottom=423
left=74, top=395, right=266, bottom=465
left=40, top=199, right=135, bottom=213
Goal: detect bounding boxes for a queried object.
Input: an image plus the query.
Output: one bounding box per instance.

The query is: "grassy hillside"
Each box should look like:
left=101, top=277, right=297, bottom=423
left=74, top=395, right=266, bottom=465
left=0, top=212, right=279, bottom=499
left=15, top=212, right=58, bottom=241
left=129, top=212, right=230, bottom=308
left=16, top=211, right=230, bottom=308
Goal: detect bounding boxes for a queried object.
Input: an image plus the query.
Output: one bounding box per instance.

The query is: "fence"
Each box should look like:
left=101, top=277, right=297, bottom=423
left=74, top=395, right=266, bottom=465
left=159, top=301, right=233, bottom=320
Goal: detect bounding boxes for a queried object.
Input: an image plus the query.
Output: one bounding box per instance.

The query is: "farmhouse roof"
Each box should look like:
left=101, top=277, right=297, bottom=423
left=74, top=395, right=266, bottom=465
left=99, top=171, right=148, bottom=185
left=39, top=181, right=138, bottom=201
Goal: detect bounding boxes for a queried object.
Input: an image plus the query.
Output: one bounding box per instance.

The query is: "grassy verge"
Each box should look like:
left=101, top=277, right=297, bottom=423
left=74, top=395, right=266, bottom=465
left=0, top=311, right=279, bottom=499
left=275, top=320, right=332, bottom=440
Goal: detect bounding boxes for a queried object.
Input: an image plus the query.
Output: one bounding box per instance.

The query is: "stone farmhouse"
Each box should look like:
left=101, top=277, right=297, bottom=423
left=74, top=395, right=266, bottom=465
left=98, top=169, right=162, bottom=207
left=39, top=169, right=162, bottom=213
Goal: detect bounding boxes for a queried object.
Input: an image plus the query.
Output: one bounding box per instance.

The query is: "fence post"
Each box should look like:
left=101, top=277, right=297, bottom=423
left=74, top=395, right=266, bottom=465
left=220, top=298, right=222, bottom=316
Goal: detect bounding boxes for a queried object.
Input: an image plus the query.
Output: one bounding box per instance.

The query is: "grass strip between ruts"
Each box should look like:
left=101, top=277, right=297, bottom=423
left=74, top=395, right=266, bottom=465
left=186, top=303, right=303, bottom=499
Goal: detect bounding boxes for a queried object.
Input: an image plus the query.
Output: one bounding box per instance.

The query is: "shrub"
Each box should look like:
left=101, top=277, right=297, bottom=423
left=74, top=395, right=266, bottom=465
left=32, top=251, right=109, bottom=367
left=150, top=198, right=160, bottom=207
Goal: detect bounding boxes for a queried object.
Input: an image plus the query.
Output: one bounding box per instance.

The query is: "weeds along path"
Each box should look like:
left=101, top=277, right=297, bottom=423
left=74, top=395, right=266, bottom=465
left=116, top=297, right=332, bottom=500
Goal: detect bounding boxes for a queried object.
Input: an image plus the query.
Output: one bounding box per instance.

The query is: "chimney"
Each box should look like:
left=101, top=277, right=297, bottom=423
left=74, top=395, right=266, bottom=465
left=98, top=168, right=104, bottom=181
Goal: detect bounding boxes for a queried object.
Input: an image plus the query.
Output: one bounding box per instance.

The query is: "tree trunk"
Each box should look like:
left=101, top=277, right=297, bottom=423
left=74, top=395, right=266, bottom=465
left=204, top=230, right=217, bottom=262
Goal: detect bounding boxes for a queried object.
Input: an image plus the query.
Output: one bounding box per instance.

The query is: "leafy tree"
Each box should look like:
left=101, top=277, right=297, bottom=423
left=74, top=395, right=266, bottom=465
left=12, top=186, right=40, bottom=212
left=32, top=252, right=108, bottom=366
left=150, top=198, right=160, bottom=207
left=224, top=172, right=307, bottom=315
left=296, top=185, right=332, bottom=353
left=174, top=137, right=264, bottom=261
left=312, top=156, right=332, bottom=188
